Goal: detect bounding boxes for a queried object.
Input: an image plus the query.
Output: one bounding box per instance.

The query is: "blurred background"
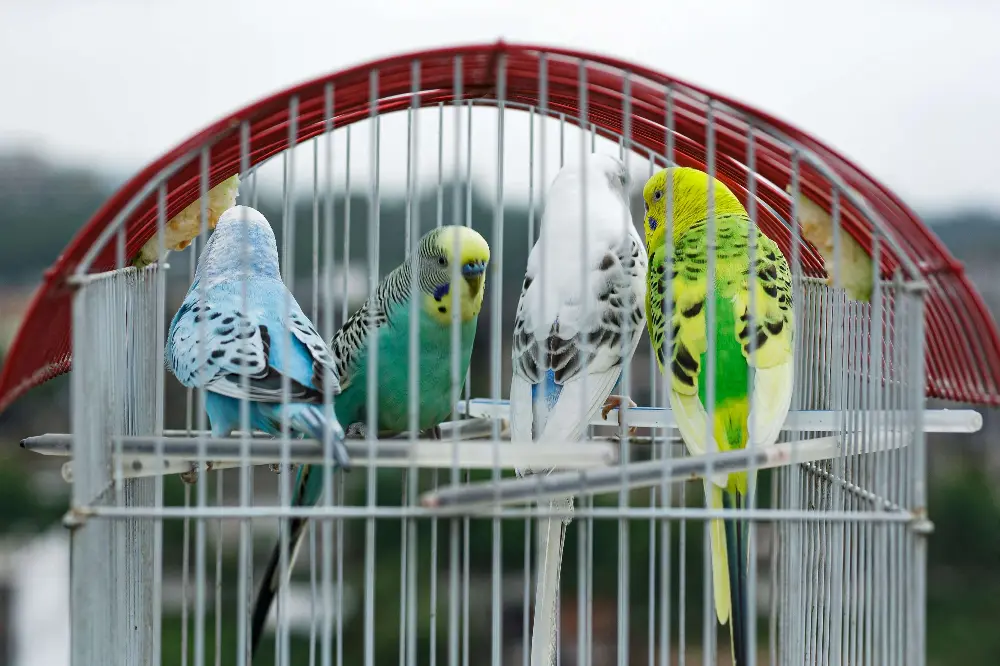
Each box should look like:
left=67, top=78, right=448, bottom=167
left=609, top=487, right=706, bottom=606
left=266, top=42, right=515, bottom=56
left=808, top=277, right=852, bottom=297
left=1, top=2, right=999, bottom=665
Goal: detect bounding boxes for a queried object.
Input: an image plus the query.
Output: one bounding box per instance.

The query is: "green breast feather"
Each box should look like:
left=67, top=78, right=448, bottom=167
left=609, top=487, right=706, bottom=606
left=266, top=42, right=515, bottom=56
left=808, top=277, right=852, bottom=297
left=332, top=300, right=479, bottom=435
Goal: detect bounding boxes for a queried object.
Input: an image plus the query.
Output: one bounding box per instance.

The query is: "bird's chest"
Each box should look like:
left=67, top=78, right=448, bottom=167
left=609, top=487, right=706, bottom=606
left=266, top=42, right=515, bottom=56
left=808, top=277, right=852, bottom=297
left=336, top=308, right=478, bottom=433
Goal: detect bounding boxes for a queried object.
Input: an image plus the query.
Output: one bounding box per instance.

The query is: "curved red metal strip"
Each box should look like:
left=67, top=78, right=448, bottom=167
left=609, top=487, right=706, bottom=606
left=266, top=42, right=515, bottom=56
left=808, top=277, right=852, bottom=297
left=1, top=40, right=997, bottom=413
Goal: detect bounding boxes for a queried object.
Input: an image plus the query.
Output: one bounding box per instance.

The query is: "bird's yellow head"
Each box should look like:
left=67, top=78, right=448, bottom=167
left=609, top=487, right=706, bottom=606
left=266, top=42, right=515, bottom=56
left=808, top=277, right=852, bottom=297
left=417, top=225, right=491, bottom=325
left=641, top=166, right=747, bottom=251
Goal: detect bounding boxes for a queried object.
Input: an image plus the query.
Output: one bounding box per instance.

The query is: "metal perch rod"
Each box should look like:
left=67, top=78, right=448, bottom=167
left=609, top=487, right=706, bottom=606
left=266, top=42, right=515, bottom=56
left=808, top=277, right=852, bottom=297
left=419, top=430, right=939, bottom=510
left=22, top=418, right=618, bottom=481
left=459, top=399, right=984, bottom=434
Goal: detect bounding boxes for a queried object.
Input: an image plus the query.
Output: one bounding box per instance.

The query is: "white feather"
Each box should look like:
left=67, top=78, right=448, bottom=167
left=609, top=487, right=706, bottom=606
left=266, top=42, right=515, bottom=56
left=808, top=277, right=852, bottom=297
left=508, top=153, right=647, bottom=666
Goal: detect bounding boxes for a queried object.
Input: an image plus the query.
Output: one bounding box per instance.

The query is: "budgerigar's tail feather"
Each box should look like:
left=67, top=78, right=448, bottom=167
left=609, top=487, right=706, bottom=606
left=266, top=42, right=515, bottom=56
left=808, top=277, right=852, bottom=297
left=249, top=465, right=315, bottom=660
left=276, top=403, right=350, bottom=470
left=722, top=491, right=748, bottom=666
left=248, top=405, right=346, bottom=661
left=706, top=481, right=732, bottom=627
left=530, top=495, right=572, bottom=666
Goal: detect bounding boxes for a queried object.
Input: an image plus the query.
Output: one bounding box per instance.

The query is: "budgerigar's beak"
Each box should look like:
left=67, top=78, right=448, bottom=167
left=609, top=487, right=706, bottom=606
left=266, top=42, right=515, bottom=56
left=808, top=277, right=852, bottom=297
left=461, top=260, right=487, bottom=293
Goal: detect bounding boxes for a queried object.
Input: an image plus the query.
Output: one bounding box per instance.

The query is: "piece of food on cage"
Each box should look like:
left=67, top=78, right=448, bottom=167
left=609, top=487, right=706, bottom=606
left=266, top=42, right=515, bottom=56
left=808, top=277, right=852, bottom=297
left=132, top=173, right=241, bottom=268
left=248, top=223, right=490, bottom=659
left=164, top=204, right=350, bottom=488
left=509, top=152, right=647, bottom=666
left=788, top=183, right=874, bottom=303
left=641, top=166, right=795, bottom=666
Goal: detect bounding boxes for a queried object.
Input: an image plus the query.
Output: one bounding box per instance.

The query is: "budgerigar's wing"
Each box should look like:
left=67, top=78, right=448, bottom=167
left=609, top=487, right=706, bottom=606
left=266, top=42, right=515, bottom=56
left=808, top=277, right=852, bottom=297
left=511, top=228, right=647, bottom=445
left=647, top=215, right=794, bottom=450
left=167, top=285, right=340, bottom=403
left=328, top=267, right=407, bottom=392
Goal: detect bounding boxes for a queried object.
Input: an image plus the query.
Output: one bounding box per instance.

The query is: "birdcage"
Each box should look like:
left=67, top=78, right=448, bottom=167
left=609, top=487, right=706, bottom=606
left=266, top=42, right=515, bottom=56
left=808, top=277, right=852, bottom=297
left=5, top=42, right=997, bottom=666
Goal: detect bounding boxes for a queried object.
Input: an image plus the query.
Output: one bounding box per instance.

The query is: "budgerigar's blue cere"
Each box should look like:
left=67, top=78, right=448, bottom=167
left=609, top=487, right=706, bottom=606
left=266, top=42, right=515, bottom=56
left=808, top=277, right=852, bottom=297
left=164, top=205, right=349, bottom=481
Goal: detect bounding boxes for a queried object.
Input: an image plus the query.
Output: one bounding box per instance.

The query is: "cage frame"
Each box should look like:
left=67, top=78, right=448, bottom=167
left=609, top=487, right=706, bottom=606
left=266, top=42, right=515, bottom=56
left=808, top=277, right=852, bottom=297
left=1, top=41, right=992, bottom=666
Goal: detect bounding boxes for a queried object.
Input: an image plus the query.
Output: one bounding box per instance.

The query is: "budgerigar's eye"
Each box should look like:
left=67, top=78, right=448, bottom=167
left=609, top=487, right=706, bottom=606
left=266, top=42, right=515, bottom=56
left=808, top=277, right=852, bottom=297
left=437, top=256, right=448, bottom=267
left=653, top=190, right=663, bottom=201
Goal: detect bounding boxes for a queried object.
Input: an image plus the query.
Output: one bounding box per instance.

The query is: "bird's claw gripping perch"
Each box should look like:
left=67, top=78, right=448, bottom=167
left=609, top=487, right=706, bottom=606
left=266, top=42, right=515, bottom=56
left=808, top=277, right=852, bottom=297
left=601, top=394, right=639, bottom=436
left=180, top=461, right=216, bottom=484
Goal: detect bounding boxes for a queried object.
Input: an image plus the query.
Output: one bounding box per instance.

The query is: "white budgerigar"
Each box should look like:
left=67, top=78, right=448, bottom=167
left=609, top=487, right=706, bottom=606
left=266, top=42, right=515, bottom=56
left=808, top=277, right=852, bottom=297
left=509, top=152, right=648, bottom=666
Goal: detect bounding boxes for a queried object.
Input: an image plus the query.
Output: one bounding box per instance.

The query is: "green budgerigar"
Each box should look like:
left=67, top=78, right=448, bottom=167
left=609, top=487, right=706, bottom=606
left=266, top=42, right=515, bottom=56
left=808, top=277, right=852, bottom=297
left=249, top=225, right=491, bottom=658
left=640, top=167, right=795, bottom=666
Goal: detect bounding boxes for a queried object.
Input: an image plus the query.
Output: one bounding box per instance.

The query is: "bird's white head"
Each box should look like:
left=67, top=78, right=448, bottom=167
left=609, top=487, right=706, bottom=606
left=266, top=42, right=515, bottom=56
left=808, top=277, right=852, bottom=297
left=548, top=152, right=630, bottom=205
left=586, top=152, right=630, bottom=196
left=194, top=205, right=281, bottom=283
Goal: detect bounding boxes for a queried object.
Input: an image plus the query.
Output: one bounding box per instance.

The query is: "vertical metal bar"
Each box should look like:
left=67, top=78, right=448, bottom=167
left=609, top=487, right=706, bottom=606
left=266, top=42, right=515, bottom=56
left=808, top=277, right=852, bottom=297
left=787, top=150, right=805, bottom=666
left=828, top=186, right=846, bottom=666
left=236, top=119, right=254, bottom=666
left=491, top=53, right=508, bottom=666
left=745, top=119, right=759, bottom=666
left=448, top=53, right=464, bottom=666
left=405, top=59, right=422, bottom=666
left=577, top=58, right=592, bottom=666
left=524, top=90, right=539, bottom=666
left=307, top=130, right=322, bottom=666
left=616, top=71, right=632, bottom=666
left=153, top=184, right=169, bottom=666
left=275, top=98, right=300, bottom=666
left=194, top=146, right=211, bottom=666
left=461, top=93, right=474, bottom=666
left=910, top=286, right=927, bottom=666
left=661, top=85, right=684, bottom=666
left=320, top=80, right=336, bottom=666
left=214, top=472, right=224, bottom=666
left=364, top=69, right=381, bottom=666
left=342, top=125, right=353, bottom=326
left=702, top=100, right=718, bottom=666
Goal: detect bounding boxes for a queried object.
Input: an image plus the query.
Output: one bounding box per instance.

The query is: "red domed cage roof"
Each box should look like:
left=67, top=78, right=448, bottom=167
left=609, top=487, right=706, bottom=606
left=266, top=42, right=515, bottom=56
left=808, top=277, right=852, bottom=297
left=1, top=41, right=998, bottom=412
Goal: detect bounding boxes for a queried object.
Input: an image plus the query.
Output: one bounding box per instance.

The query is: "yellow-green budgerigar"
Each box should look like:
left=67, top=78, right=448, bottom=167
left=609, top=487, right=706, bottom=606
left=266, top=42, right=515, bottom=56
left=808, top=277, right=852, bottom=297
left=640, top=167, right=794, bottom=665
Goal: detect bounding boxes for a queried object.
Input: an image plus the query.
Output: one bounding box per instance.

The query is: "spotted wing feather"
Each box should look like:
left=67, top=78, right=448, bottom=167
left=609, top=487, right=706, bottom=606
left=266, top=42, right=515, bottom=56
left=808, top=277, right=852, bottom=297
left=167, top=287, right=339, bottom=403
left=328, top=266, right=407, bottom=391
left=646, top=213, right=794, bottom=397
left=512, top=231, right=647, bottom=388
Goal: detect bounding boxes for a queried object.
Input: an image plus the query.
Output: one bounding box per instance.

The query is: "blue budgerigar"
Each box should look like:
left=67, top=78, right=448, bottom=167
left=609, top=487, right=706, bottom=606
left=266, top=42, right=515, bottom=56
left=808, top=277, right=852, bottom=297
left=165, top=205, right=349, bottom=480
left=248, top=224, right=491, bottom=659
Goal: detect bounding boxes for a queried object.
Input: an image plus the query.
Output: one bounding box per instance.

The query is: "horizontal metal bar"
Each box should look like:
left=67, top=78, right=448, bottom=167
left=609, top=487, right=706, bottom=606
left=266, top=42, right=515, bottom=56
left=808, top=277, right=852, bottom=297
left=28, top=420, right=616, bottom=481
left=57, top=438, right=613, bottom=482
left=457, top=399, right=983, bottom=434
left=66, top=262, right=163, bottom=286
left=72, top=503, right=915, bottom=524
left=419, top=432, right=914, bottom=510
left=21, top=417, right=509, bottom=456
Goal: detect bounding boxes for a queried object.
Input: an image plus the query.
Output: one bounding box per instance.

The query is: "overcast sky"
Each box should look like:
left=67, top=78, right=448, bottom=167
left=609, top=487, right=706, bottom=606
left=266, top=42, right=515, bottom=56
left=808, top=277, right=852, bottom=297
left=2, top=0, right=999, bottom=213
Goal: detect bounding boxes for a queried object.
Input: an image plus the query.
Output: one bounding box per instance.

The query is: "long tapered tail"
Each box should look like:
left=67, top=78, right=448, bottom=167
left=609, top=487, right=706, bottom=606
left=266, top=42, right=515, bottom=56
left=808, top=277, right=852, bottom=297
left=250, top=465, right=323, bottom=662
left=248, top=406, right=346, bottom=660
left=248, top=464, right=315, bottom=661
left=530, top=495, right=573, bottom=666
left=707, top=482, right=749, bottom=666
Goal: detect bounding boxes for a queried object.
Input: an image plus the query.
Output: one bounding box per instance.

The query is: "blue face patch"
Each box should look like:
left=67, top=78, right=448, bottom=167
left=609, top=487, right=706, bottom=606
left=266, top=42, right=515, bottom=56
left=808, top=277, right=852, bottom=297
left=648, top=216, right=658, bottom=231
left=433, top=283, right=450, bottom=301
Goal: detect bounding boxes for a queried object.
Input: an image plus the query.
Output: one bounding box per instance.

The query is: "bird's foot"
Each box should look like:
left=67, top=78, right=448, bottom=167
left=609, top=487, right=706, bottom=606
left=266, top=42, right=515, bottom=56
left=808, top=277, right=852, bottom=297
left=179, top=461, right=215, bottom=484
left=422, top=425, right=443, bottom=440
left=268, top=462, right=299, bottom=474
left=179, top=462, right=199, bottom=485
left=601, top=394, right=639, bottom=437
